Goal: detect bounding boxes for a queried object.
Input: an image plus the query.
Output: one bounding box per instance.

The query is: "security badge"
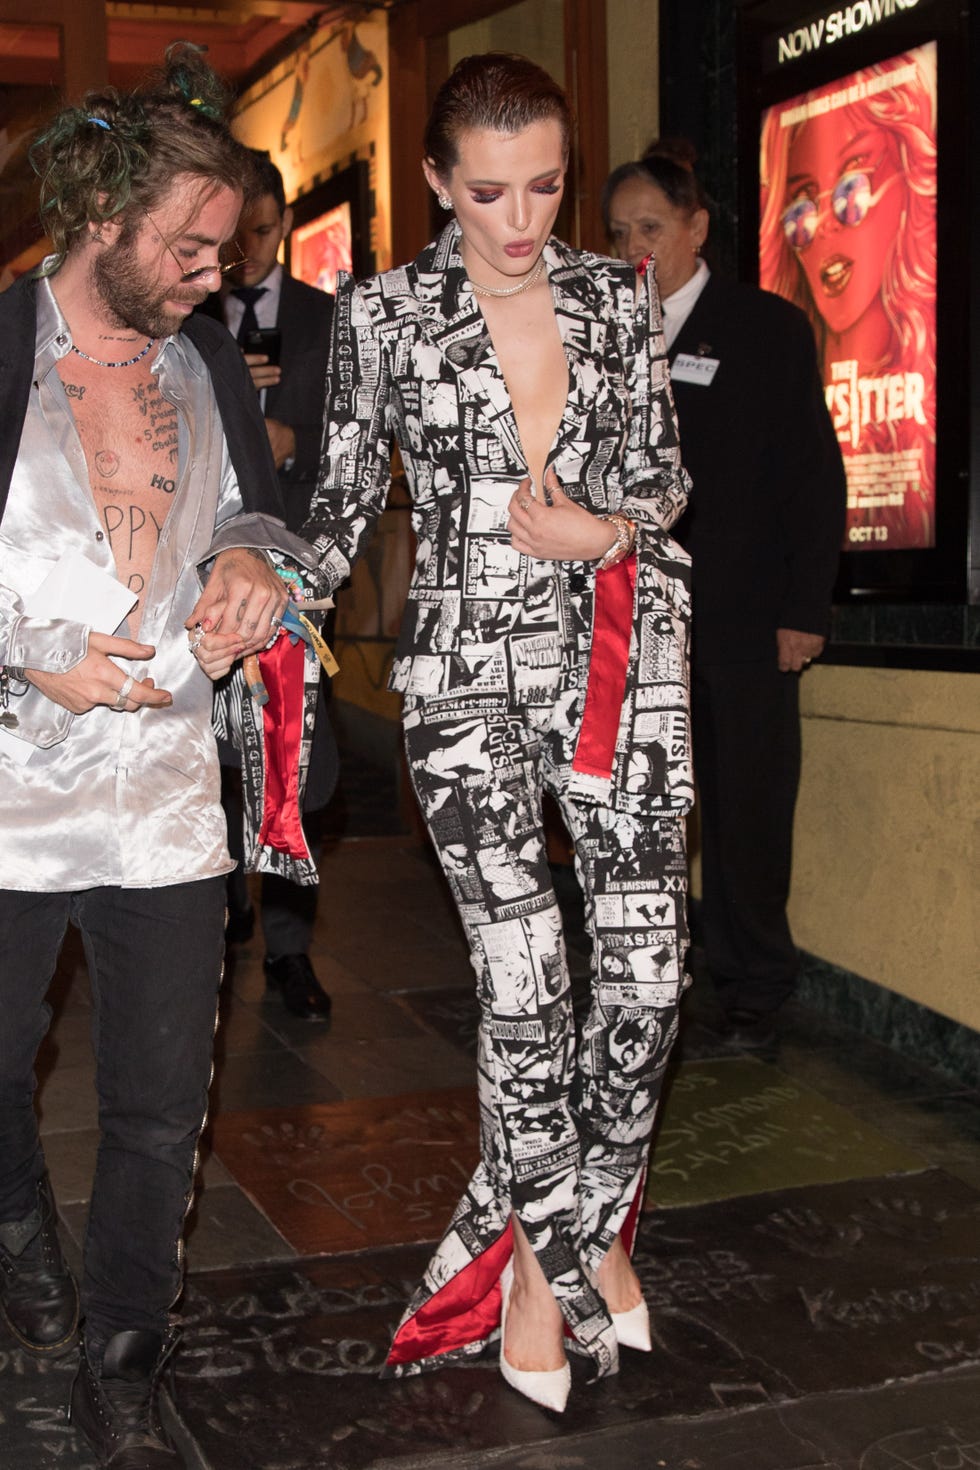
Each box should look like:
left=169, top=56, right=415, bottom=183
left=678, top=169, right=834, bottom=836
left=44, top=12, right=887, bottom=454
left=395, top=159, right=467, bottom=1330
left=671, top=343, right=720, bottom=387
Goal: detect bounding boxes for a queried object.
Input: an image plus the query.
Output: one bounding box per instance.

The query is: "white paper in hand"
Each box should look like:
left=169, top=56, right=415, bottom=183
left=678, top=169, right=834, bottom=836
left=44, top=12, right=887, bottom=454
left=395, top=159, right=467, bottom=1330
left=0, top=552, right=138, bottom=766
left=24, top=550, right=138, bottom=631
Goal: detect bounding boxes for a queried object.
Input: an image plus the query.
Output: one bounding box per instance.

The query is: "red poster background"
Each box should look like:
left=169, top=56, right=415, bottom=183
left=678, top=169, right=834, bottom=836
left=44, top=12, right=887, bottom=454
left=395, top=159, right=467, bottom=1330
left=291, top=201, right=353, bottom=296
left=760, top=43, right=937, bottom=552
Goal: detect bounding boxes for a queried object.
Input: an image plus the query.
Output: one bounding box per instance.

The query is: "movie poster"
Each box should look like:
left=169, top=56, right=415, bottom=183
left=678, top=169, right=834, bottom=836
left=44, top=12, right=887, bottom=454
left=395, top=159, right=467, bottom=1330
left=760, top=42, right=937, bottom=551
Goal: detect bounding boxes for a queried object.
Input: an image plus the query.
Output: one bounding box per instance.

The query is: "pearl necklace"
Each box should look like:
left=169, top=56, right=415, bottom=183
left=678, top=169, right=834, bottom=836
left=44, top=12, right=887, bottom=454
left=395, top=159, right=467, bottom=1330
left=469, top=255, right=545, bottom=299
left=70, top=338, right=155, bottom=369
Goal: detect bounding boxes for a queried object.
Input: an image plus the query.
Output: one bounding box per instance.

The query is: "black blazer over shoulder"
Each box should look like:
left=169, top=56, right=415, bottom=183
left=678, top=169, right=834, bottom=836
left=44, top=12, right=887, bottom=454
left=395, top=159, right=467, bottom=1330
left=669, top=275, right=845, bottom=665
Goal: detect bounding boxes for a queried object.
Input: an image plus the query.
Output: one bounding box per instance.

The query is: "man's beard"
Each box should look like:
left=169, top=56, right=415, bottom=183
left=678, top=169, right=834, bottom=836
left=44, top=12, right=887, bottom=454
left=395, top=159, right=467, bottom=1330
left=92, top=233, right=208, bottom=340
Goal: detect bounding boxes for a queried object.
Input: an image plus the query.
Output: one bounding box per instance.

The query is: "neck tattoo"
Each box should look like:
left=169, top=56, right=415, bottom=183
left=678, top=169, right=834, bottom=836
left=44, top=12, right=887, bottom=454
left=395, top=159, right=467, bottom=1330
left=468, top=255, right=546, bottom=299
left=70, top=339, right=155, bottom=369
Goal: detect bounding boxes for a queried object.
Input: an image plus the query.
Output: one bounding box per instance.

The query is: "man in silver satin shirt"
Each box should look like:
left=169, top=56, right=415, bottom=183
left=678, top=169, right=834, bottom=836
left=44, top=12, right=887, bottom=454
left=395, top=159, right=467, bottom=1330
left=0, top=47, right=318, bottom=1470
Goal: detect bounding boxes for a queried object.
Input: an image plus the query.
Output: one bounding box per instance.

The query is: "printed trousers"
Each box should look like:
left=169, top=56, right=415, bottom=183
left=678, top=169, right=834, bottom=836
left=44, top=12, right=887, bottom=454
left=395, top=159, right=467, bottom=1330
left=389, top=690, right=688, bottom=1379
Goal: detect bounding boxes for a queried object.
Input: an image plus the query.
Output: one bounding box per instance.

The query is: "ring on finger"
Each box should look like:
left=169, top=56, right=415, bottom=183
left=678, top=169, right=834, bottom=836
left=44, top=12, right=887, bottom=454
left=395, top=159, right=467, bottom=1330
left=519, top=497, right=531, bottom=512
left=113, top=674, right=135, bottom=710
left=188, top=622, right=205, bottom=654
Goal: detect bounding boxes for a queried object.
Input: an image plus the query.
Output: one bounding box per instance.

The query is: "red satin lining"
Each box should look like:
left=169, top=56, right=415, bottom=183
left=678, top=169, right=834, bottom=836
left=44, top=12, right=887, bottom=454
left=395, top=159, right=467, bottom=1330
left=256, top=636, right=308, bottom=858
left=386, top=1184, right=649, bottom=1368
left=620, top=1170, right=646, bottom=1257
left=572, top=553, right=637, bottom=779
left=386, top=1225, right=513, bottom=1367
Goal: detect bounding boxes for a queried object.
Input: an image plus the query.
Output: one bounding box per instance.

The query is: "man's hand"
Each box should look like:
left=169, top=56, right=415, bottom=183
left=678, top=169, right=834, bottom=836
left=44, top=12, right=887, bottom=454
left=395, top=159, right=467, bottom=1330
left=508, top=469, right=619, bottom=562
left=187, top=548, right=288, bottom=665
left=265, top=418, right=297, bottom=469
left=777, top=628, right=825, bottom=673
left=244, top=352, right=282, bottom=393
left=25, top=633, right=172, bottom=714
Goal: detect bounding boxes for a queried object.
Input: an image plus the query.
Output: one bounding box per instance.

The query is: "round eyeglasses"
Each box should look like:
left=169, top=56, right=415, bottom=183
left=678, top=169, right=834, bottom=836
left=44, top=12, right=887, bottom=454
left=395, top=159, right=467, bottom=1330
left=781, top=170, right=873, bottom=252
left=143, top=210, right=248, bottom=283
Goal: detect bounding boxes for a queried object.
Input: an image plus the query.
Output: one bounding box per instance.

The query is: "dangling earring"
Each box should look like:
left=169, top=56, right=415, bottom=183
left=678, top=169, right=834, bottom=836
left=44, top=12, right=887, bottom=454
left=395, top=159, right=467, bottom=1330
left=437, top=193, right=453, bottom=211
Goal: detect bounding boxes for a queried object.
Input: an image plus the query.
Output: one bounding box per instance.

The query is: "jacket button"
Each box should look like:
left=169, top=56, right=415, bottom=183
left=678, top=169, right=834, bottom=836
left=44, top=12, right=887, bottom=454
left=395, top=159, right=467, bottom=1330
left=95, top=531, right=104, bottom=541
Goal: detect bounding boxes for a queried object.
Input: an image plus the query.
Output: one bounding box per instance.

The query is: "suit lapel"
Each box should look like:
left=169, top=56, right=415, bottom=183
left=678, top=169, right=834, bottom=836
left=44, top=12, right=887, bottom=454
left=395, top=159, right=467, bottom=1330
left=547, top=242, right=612, bottom=455
left=412, top=229, right=615, bottom=475
left=413, top=226, right=525, bottom=468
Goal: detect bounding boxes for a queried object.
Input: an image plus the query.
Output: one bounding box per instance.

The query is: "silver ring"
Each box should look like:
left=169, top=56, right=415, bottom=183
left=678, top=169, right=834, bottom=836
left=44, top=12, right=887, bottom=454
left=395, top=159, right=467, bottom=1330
left=188, top=623, right=205, bottom=654
left=113, top=674, right=135, bottom=709
left=269, top=613, right=282, bottom=631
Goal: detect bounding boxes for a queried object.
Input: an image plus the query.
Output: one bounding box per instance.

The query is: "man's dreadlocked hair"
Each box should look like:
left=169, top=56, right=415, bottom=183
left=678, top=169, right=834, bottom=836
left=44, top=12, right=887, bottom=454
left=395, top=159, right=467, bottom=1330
left=29, top=42, right=259, bottom=269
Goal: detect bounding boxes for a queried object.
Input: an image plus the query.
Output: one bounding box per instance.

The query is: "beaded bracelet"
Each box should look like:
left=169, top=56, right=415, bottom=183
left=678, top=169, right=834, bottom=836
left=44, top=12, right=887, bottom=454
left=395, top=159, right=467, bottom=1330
left=596, top=513, right=636, bottom=571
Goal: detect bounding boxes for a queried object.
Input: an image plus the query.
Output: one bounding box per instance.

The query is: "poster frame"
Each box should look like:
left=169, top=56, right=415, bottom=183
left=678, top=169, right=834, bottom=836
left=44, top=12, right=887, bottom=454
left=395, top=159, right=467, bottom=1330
left=736, top=0, right=978, bottom=605
left=285, top=158, right=375, bottom=289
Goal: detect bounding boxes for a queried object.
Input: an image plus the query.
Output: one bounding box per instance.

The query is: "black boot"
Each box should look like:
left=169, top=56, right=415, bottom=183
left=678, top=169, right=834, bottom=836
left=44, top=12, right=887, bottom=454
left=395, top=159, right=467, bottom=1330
left=0, top=1173, right=79, bottom=1356
left=71, top=1328, right=183, bottom=1468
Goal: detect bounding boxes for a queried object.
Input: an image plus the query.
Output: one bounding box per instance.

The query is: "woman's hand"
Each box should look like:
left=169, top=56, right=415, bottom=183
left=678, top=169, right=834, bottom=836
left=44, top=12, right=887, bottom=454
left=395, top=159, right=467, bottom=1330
left=508, top=469, right=619, bottom=562
left=187, top=548, right=288, bottom=659
left=186, top=625, right=247, bottom=683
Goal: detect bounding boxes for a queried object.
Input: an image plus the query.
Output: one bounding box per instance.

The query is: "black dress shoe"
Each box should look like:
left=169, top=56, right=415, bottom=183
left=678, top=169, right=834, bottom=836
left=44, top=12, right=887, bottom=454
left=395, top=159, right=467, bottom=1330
left=0, top=1173, right=79, bottom=1356
left=264, top=953, right=332, bottom=1021
left=723, top=1008, right=777, bottom=1050
left=71, top=1328, right=183, bottom=1467
left=224, top=904, right=255, bottom=945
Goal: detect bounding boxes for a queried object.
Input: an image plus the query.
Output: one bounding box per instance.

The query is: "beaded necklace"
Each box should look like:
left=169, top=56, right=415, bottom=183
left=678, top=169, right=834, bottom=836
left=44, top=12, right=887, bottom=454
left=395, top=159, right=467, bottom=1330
left=70, top=339, right=155, bottom=369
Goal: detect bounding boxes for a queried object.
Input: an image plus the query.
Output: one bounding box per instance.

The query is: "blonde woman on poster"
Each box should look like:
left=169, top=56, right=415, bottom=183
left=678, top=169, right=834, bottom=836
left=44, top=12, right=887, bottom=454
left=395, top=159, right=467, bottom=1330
left=760, top=44, right=937, bottom=550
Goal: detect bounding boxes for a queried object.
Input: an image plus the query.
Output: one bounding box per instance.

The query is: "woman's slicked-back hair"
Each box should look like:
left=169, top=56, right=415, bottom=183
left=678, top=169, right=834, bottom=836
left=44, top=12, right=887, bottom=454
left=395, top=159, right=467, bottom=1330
left=29, top=41, right=260, bottom=266
left=424, top=52, right=572, bottom=179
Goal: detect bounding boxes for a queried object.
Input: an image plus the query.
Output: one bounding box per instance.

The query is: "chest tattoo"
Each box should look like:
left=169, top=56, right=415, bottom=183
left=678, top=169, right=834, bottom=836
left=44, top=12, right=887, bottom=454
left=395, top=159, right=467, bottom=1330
left=57, top=357, right=182, bottom=632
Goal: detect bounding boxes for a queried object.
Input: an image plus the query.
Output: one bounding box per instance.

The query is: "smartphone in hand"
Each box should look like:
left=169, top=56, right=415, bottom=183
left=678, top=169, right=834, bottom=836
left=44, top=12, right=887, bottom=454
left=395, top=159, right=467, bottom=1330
left=242, top=327, right=282, bottom=366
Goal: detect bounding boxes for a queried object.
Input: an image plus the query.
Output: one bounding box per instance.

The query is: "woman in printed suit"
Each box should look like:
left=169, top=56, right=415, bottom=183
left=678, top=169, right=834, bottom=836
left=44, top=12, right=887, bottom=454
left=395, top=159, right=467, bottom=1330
left=304, top=53, right=692, bottom=1411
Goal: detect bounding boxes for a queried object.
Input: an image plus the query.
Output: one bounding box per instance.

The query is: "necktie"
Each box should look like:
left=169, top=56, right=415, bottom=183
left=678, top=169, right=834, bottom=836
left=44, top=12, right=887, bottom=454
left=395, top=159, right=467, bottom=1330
left=233, top=286, right=267, bottom=345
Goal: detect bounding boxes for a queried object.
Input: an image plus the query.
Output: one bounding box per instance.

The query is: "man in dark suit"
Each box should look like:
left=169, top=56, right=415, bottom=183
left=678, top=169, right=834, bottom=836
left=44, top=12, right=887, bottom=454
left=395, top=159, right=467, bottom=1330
left=202, top=151, right=338, bottom=1020
left=605, top=146, right=846, bottom=1045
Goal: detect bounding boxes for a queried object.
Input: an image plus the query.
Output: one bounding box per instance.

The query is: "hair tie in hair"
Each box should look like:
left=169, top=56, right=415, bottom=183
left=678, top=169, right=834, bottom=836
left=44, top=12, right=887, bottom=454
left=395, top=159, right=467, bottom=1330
left=88, top=117, right=111, bottom=130
left=185, top=94, right=221, bottom=121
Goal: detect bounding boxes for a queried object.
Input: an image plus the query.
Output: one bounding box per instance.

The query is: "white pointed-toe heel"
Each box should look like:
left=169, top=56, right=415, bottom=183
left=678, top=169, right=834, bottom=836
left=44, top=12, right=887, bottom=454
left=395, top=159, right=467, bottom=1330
left=610, top=1298, right=652, bottom=1352
left=499, top=1261, right=571, bottom=1413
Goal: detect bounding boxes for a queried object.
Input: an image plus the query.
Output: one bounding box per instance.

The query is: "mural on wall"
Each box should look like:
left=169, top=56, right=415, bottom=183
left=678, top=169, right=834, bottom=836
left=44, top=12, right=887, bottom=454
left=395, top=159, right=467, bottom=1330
left=233, top=12, right=389, bottom=272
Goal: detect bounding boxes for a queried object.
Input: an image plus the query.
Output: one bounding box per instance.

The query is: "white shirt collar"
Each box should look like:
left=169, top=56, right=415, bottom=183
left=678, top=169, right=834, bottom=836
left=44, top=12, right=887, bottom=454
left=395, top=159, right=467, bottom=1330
left=661, top=259, right=710, bottom=350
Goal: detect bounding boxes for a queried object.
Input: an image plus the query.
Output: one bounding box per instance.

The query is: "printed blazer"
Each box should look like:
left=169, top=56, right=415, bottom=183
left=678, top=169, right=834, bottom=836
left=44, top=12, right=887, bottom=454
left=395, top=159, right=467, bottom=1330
left=305, top=224, right=694, bottom=814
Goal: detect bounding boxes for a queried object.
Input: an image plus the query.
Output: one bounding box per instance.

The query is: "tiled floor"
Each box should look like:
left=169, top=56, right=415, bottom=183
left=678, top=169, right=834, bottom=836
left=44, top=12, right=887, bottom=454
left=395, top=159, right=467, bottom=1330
left=5, top=813, right=980, bottom=1468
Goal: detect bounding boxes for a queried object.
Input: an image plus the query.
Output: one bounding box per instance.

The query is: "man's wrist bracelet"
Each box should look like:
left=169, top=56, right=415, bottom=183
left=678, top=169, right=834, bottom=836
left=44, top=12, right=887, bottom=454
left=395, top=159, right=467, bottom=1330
left=596, top=513, right=637, bottom=571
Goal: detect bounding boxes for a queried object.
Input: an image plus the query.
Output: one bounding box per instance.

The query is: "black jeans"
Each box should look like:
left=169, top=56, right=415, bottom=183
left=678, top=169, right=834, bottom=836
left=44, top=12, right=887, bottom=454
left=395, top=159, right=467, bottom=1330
left=0, top=879, right=224, bottom=1349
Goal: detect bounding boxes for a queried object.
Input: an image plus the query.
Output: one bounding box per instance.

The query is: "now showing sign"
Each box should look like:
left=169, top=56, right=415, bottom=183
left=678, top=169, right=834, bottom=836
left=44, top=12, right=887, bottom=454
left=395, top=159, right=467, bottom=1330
left=773, top=0, right=922, bottom=67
